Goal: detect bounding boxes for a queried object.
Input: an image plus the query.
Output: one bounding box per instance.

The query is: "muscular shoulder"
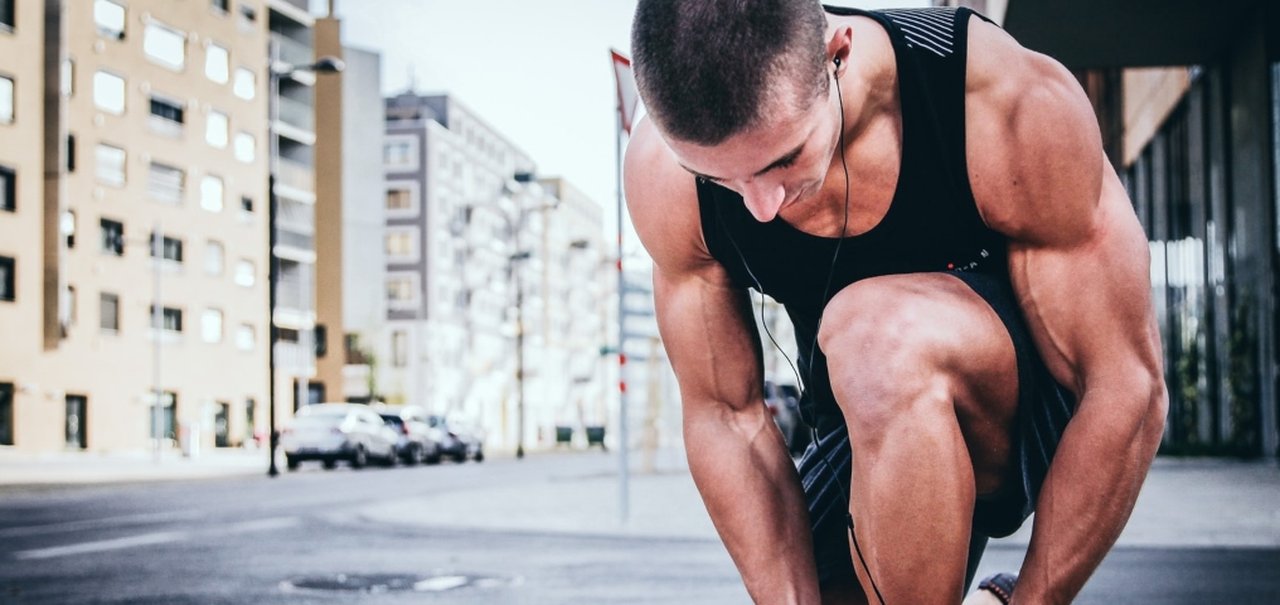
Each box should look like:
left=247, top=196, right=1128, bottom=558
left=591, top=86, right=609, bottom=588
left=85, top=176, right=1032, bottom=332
left=963, top=18, right=1105, bottom=248
left=624, top=117, right=720, bottom=275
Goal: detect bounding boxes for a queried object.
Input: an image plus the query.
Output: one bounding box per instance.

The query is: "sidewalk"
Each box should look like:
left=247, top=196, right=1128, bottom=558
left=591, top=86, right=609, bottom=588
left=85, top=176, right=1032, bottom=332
left=0, top=447, right=268, bottom=486
left=359, top=453, right=1280, bottom=549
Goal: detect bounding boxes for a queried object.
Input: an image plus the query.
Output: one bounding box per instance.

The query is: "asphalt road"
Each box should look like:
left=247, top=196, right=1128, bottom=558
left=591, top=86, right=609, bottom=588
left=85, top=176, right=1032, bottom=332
left=0, top=454, right=1277, bottom=604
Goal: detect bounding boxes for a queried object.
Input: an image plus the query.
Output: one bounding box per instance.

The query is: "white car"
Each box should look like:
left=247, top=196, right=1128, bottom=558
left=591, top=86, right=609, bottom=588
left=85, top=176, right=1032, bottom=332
left=281, top=403, right=398, bottom=470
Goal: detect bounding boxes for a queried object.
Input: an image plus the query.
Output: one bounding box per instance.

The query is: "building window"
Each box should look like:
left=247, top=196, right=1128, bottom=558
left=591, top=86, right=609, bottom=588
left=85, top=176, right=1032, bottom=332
left=233, top=67, right=255, bottom=100
left=391, top=330, right=408, bottom=367
left=1, top=0, right=13, bottom=31
left=236, top=324, right=255, bottom=351
left=148, top=95, right=185, bottom=136
left=385, top=228, right=419, bottom=262
left=61, top=59, right=74, bottom=97
left=63, top=284, right=76, bottom=327
left=385, top=182, right=419, bottom=217
left=0, top=255, right=13, bottom=302
left=143, top=22, right=186, bottom=71
left=205, top=43, right=229, bottom=83
left=147, top=162, right=185, bottom=204
left=0, top=383, right=12, bottom=446
left=205, top=240, right=224, bottom=275
left=383, top=137, right=417, bottom=170
left=94, top=0, right=125, bottom=39
left=149, top=232, right=183, bottom=264
left=148, top=391, right=177, bottom=442
left=211, top=0, right=229, bottom=13
left=205, top=110, right=228, bottom=148
left=95, top=143, right=126, bottom=186
left=200, top=174, right=223, bottom=212
left=0, top=164, right=13, bottom=212
left=234, top=259, right=254, bottom=287
left=202, top=308, right=223, bottom=343
left=0, top=74, right=12, bottom=124
left=237, top=4, right=257, bottom=24
left=240, top=196, right=253, bottom=217
left=93, top=71, right=125, bottom=114
left=100, top=292, right=119, bottom=332
left=100, top=219, right=124, bottom=256
left=66, top=134, right=76, bottom=172
left=233, top=132, right=255, bottom=163
left=150, top=305, right=183, bottom=333
left=62, top=210, right=76, bottom=248
left=386, top=273, right=419, bottom=309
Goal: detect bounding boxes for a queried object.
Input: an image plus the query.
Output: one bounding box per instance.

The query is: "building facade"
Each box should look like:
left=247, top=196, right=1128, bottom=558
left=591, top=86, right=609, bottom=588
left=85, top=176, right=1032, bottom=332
left=1, top=0, right=275, bottom=452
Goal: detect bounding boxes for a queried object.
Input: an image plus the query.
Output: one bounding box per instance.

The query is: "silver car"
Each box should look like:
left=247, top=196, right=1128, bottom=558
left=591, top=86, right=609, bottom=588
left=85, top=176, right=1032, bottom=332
left=281, top=403, right=398, bottom=470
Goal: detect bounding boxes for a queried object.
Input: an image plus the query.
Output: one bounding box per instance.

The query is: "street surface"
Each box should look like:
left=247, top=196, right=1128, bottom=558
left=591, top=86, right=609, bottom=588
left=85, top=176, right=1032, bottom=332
left=0, top=452, right=1277, bottom=604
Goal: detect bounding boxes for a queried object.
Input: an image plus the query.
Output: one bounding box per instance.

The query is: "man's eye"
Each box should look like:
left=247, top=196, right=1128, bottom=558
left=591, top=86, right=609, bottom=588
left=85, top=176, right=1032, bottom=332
left=775, top=156, right=798, bottom=169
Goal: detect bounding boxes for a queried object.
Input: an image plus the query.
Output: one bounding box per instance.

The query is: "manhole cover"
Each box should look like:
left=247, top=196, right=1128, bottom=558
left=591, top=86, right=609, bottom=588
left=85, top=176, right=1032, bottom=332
left=280, top=572, right=518, bottom=594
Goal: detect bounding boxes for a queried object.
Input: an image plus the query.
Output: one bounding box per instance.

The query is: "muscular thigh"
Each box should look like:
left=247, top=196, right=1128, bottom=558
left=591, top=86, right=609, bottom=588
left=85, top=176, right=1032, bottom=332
left=820, top=272, right=1019, bottom=494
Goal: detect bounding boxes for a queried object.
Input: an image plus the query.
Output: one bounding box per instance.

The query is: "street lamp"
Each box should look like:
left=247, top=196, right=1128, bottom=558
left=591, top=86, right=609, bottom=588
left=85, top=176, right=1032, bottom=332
left=465, top=172, right=556, bottom=460
left=267, top=54, right=344, bottom=478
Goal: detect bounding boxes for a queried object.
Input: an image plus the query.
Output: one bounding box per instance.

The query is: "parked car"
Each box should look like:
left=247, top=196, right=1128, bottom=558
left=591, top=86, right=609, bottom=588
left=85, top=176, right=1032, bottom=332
left=765, top=381, right=811, bottom=455
left=280, top=403, right=398, bottom=470
left=376, top=405, right=443, bottom=465
left=427, top=415, right=485, bottom=463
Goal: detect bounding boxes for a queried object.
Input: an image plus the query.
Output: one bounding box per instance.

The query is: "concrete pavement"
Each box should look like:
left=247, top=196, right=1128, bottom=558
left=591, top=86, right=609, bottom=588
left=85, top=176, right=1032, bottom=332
left=2, top=445, right=1278, bottom=549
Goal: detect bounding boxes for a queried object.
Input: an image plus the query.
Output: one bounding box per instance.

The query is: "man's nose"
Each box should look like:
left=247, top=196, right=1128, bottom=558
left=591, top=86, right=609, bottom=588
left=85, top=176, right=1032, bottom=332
left=741, top=180, right=786, bottom=222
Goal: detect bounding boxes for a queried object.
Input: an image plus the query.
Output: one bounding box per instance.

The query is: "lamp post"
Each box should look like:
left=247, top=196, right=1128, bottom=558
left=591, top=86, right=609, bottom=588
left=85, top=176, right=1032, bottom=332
left=466, top=173, right=554, bottom=459
left=267, top=53, right=344, bottom=478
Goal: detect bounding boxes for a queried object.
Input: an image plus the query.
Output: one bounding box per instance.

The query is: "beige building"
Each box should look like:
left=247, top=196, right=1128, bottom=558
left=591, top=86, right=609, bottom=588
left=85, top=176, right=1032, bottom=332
left=0, top=0, right=291, bottom=453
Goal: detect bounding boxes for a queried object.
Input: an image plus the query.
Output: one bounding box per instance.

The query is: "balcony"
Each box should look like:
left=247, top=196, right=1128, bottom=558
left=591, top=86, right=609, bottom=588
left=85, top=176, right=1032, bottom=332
left=277, top=95, right=314, bottom=134
left=271, top=32, right=313, bottom=68
left=274, top=341, right=314, bottom=374
left=275, top=228, right=313, bottom=252
left=275, top=158, right=314, bottom=198
left=275, top=274, right=313, bottom=315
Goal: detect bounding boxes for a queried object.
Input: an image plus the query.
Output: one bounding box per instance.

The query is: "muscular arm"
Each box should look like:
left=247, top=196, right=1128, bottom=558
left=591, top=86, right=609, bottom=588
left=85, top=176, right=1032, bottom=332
left=966, top=21, right=1169, bottom=604
left=625, top=119, right=821, bottom=604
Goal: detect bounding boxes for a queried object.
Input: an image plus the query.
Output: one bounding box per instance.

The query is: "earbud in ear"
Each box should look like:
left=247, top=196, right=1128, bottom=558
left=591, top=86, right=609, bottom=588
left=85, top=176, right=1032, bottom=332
left=833, top=57, right=841, bottom=67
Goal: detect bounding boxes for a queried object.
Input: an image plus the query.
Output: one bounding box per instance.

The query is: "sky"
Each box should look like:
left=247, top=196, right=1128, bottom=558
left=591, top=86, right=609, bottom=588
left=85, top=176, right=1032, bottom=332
left=333, top=0, right=931, bottom=244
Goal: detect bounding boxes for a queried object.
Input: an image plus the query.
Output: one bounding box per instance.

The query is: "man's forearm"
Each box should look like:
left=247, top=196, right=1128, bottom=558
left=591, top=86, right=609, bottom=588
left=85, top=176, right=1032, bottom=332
left=684, top=403, right=820, bottom=605
left=1013, top=384, right=1165, bottom=604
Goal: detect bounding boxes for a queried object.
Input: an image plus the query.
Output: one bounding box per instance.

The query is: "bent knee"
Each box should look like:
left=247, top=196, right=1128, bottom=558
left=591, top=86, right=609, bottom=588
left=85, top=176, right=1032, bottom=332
left=818, top=282, right=958, bottom=431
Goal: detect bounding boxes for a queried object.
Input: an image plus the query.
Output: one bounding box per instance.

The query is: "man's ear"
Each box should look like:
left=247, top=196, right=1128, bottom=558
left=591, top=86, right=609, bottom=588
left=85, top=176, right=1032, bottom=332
left=826, top=25, right=853, bottom=74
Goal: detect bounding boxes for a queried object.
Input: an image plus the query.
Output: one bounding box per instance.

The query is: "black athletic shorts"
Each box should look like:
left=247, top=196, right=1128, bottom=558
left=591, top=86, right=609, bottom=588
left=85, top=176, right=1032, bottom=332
left=797, top=270, right=1078, bottom=589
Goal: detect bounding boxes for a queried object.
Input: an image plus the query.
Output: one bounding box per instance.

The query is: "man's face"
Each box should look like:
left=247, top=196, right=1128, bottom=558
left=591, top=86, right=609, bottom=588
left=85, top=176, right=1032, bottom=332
left=664, top=77, right=840, bottom=223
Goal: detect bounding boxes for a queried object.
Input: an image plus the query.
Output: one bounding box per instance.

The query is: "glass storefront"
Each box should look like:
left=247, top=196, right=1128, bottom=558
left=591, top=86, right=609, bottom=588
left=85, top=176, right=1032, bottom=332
left=1124, top=65, right=1268, bottom=456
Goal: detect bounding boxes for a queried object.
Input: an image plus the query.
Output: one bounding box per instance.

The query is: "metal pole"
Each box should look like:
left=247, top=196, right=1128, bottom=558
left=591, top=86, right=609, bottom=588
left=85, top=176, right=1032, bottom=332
left=616, top=118, right=629, bottom=523
left=515, top=211, right=526, bottom=460
left=267, top=64, right=282, bottom=477
left=153, top=220, right=163, bottom=463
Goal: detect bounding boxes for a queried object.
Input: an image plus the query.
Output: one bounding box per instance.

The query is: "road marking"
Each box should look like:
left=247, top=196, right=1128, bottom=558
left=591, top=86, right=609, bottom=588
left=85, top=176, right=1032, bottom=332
left=13, top=530, right=188, bottom=560
left=414, top=576, right=468, bottom=591
left=0, top=510, right=203, bottom=539
left=10, top=516, right=300, bottom=560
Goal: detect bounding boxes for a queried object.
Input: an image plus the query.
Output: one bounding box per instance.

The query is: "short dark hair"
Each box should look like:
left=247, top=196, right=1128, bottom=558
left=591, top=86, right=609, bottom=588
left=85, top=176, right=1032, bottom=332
left=632, top=0, right=829, bottom=145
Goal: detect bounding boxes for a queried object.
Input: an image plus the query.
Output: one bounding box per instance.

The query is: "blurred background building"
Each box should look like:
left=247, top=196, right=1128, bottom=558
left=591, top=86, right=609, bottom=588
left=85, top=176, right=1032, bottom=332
left=1, top=0, right=277, bottom=452
left=940, top=0, right=1280, bottom=458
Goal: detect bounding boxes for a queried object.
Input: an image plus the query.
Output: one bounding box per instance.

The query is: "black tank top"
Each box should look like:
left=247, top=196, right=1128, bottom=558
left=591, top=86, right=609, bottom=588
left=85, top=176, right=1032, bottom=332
left=695, top=6, right=1003, bottom=428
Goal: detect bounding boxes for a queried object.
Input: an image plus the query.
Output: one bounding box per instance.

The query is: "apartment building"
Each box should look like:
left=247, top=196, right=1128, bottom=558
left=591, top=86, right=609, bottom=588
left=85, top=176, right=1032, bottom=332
left=379, top=92, right=536, bottom=447
left=0, top=0, right=275, bottom=452
left=0, top=0, right=45, bottom=450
